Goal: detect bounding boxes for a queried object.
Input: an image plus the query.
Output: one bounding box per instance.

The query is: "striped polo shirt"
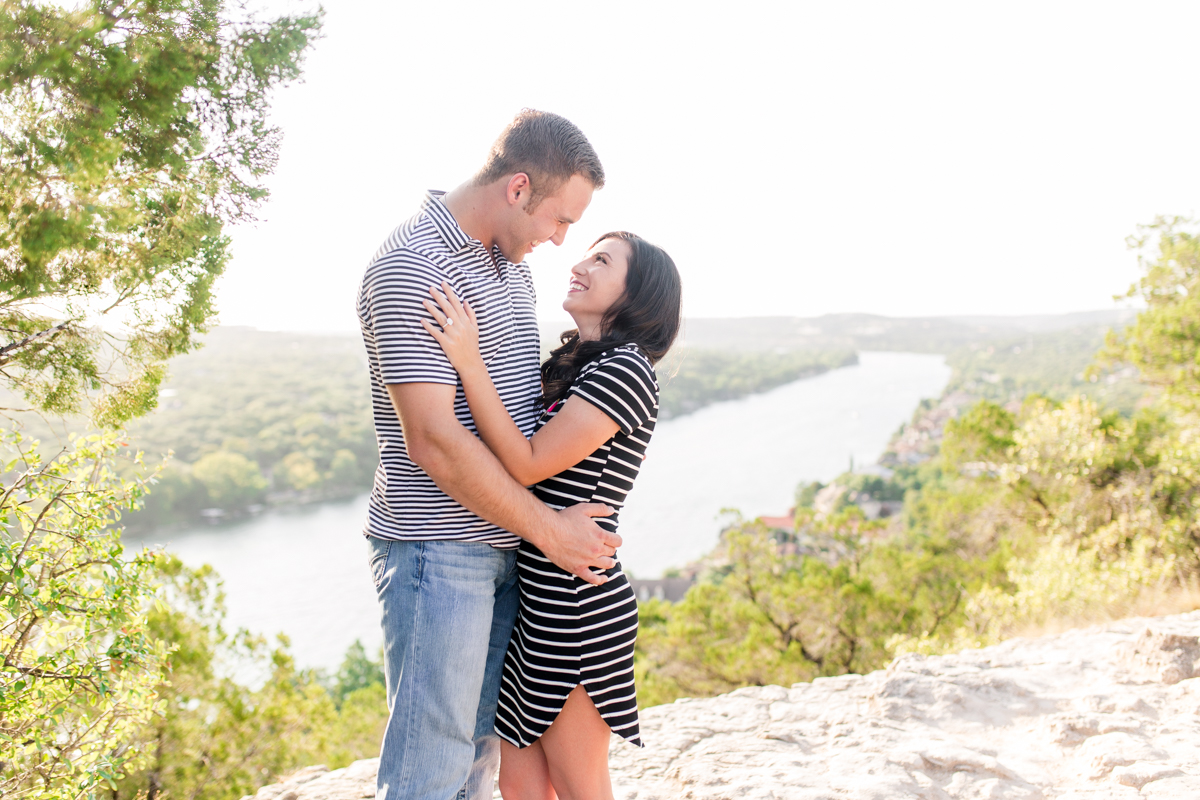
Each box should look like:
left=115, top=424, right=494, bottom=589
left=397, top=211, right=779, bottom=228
left=357, top=191, right=540, bottom=547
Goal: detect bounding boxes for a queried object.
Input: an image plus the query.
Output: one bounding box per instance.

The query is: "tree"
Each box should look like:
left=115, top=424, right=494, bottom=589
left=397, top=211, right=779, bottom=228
left=277, top=452, right=319, bottom=492
left=329, top=640, right=384, bottom=708
left=192, top=450, right=267, bottom=507
left=0, top=430, right=165, bottom=800
left=1105, top=216, right=1200, bottom=413
left=0, top=0, right=322, bottom=425
left=1, top=3, right=322, bottom=798
left=635, top=512, right=967, bottom=707
left=112, top=559, right=367, bottom=800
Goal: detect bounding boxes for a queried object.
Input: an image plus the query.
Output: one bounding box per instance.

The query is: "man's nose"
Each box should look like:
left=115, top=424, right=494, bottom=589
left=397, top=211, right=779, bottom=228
left=550, top=223, right=569, bottom=247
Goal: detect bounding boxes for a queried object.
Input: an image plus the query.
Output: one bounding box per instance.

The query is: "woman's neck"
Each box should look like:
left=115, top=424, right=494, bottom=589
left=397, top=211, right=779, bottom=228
left=572, top=316, right=602, bottom=342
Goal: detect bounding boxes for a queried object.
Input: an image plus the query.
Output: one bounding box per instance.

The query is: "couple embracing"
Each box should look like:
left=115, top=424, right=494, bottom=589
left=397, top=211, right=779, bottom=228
left=356, top=110, right=682, bottom=800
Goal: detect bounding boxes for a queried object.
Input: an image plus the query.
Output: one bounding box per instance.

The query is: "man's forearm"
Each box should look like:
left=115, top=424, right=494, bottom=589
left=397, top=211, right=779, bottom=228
left=386, top=382, right=618, bottom=586
left=407, top=411, right=556, bottom=545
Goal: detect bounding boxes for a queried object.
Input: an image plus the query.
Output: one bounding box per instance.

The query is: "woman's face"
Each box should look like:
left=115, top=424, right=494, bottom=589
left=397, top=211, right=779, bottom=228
left=562, top=238, right=631, bottom=341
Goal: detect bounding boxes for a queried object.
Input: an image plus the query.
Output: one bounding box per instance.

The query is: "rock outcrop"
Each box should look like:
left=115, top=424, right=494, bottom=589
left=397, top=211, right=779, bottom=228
left=246, top=612, right=1200, bottom=800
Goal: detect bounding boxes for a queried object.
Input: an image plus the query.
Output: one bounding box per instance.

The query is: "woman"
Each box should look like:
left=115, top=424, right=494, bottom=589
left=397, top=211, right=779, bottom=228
left=420, top=231, right=682, bottom=799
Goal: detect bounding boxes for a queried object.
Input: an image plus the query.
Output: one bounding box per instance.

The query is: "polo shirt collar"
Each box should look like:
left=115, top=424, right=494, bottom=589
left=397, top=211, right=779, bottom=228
left=422, top=190, right=473, bottom=253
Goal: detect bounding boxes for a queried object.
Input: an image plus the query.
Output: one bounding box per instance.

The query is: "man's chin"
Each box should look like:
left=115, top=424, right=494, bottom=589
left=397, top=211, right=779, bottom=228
left=497, top=244, right=529, bottom=263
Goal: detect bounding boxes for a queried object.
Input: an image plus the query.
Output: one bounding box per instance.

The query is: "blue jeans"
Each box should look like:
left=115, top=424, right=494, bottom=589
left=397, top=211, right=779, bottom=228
left=368, top=536, right=520, bottom=800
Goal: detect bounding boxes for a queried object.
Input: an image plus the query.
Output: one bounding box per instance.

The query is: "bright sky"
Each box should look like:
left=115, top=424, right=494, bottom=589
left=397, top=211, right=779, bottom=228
left=219, top=1, right=1200, bottom=334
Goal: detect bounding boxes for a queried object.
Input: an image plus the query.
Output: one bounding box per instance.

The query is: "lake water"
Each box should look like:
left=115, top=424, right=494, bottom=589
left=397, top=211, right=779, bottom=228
left=125, top=351, right=950, bottom=671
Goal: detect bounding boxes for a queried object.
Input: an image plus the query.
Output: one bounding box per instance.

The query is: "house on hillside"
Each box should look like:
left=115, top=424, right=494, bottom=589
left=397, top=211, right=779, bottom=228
left=629, top=578, right=695, bottom=603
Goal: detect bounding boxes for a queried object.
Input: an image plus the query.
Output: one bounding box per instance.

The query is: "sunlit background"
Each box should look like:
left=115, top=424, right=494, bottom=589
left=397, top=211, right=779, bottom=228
left=222, top=0, right=1200, bottom=333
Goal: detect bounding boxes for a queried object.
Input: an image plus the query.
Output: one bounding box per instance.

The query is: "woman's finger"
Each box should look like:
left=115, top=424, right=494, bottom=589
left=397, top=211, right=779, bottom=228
left=419, top=318, right=446, bottom=343
left=428, top=286, right=457, bottom=320
left=465, top=300, right=477, bottom=325
left=441, top=281, right=465, bottom=316
left=422, top=298, right=448, bottom=326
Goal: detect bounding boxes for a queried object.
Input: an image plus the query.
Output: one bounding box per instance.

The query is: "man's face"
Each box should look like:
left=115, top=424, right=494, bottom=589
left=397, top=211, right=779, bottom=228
left=495, top=173, right=594, bottom=264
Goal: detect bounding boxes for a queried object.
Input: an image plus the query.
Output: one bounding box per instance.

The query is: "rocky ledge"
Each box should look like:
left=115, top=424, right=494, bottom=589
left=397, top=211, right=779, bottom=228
left=247, top=612, right=1200, bottom=799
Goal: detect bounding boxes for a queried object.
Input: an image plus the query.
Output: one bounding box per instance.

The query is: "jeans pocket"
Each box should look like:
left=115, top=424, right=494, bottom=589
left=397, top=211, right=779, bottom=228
left=369, top=538, right=392, bottom=590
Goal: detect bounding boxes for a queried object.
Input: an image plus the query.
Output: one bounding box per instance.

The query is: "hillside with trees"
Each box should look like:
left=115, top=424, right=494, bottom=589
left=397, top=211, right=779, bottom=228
left=95, top=328, right=856, bottom=527
left=118, top=311, right=1138, bottom=529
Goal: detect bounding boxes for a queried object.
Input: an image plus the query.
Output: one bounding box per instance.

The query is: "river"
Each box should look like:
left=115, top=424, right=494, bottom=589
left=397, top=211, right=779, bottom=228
left=125, top=351, right=951, bottom=671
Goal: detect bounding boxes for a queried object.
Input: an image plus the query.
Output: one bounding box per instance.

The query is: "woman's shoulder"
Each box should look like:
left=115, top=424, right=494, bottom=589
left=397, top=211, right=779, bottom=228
left=581, top=344, right=658, bottom=387
left=583, top=340, right=657, bottom=374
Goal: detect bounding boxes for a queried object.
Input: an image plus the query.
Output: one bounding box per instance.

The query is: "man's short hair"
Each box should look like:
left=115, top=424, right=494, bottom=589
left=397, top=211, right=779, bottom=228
left=474, top=109, right=605, bottom=209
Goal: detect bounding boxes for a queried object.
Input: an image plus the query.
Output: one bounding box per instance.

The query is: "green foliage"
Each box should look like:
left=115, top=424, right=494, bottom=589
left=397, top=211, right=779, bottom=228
left=113, top=561, right=387, bottom=800
left=899, top=396, right=1197, bottom=651
left=191, top=451, right=267, bottom=507
left=0, top=5, right=347, bottom=799
left=658, top=348, right=857, bottom=419
left=636, top=512, right=972, bottom=707
left=1106, top=216, right=1200, bottom=413
left=945, top=328, right=1143, bottom=415
left=0, top=429, right=166, bottom=800
left=794, top=480, right=824, bottom=509
left=0, top=433, right=380, bottom=800
left=0, top=0, right=321, bottom=424
left=938, top=399, right=1017, bottom=466
left=329, top=640, right=385, bottom=709
left=835, top=472, right=907, bottom=503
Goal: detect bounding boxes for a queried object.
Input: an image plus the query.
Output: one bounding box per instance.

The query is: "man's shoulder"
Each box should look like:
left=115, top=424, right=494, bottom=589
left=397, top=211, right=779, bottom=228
left=362, top=220, right=455, bottom=290
left=369, top=212, right=449, bottom=265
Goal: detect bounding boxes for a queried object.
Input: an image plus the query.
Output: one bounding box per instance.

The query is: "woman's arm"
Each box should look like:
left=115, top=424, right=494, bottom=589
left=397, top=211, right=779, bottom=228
left=422, top=284, right=619, bottom=485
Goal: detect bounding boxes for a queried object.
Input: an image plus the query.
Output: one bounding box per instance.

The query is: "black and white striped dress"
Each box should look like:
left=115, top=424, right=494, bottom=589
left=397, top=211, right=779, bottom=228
left=494, top=344, right=658, bottom=749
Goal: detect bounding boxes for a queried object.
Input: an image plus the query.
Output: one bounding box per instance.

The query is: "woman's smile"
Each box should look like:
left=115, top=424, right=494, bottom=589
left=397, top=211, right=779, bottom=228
left=561, top=238, right=631, bottom=340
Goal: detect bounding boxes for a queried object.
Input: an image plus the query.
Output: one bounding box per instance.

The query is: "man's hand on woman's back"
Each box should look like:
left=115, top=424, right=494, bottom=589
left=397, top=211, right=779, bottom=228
left=538, top=503, right=621, bottom=586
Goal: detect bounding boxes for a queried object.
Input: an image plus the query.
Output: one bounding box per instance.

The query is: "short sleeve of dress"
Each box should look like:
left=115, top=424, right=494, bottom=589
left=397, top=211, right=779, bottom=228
left=569, top=348, right=659, bottom=435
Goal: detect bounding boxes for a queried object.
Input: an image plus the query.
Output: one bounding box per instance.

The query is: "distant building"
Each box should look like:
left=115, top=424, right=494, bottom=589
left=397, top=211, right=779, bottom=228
left=857, top=498, right=904, bottom=520
left=629, top=578, right=695, bottom=603
left=758, top=513, right=795, bottom=531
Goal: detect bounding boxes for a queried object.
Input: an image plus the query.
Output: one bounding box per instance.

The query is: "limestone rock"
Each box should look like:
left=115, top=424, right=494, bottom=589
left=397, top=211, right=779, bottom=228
left=1115, top=628, right=1199, bottom=685
left=246, top=612, right=1200, bottom=799
left=242, top=759, right=376, bottom=800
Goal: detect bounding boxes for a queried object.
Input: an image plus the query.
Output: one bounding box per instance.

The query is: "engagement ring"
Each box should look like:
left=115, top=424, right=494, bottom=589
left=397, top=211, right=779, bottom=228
left=444, top=318, right=454, bottom=327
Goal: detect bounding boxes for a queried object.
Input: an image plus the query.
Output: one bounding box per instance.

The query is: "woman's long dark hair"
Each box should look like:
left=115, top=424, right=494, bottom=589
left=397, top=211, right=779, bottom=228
left=540, top=231, right=682, bottom=408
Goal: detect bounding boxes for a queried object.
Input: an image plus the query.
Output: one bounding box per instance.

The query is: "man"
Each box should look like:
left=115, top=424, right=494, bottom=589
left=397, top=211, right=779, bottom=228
left=357, top=110, right=618, bottom=800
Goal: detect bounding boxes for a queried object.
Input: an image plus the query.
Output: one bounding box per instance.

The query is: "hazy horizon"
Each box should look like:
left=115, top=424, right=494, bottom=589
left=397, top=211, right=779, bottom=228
left=212, top=306, right=1135, bottom=338
left=213, top=1, right=1200, bottom=335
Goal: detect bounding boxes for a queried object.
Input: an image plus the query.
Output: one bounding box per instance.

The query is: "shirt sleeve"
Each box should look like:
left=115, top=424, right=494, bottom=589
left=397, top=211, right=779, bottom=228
left=569, top=349, right=659, bottom=435
left=362, top=251, right=460, bottom=386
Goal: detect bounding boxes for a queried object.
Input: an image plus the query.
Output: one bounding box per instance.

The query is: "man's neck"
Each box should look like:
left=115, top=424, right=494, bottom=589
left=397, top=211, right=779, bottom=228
left=441, top=181, right=497, bottom=251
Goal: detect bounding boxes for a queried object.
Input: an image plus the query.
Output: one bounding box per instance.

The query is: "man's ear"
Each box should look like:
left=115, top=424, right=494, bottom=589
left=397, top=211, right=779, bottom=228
left=505, top=173, right=531, bottom=207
